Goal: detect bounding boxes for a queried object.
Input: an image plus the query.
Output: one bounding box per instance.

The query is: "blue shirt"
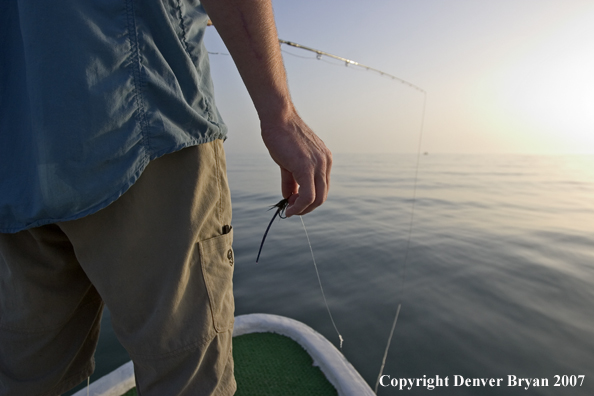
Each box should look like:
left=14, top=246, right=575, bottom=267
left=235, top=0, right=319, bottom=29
left=0, top=0, right=227, bottom=233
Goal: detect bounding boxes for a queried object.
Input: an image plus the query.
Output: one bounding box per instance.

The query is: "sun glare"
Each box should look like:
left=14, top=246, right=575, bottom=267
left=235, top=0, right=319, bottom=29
left=473, top=6, right=594, bottom=154
left=499, top=50, right=594, bottom=152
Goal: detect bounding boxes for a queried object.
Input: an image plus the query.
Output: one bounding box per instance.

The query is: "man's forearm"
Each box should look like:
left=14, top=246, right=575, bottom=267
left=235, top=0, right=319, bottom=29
left=200, top=0, right=293, bottom=125
left=201, top=0, right=332, bottom=216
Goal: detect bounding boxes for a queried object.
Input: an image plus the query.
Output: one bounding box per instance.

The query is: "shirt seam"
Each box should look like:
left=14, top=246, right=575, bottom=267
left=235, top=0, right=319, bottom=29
left=125, top=0, right=152, bottom=156
left=174, top=0, right=216, bottom=122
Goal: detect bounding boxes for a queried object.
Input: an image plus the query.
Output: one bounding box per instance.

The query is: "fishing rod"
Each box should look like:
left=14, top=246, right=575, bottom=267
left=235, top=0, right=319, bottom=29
left=278, top=39, right=426, bottom=94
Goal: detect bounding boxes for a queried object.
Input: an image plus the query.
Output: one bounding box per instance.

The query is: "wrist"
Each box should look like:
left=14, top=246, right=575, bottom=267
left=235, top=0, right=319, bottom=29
left=258, top=98, right=297, bottom=129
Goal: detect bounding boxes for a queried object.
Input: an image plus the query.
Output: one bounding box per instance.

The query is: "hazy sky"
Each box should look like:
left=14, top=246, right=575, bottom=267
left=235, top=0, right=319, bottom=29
left=205, top=0, right=594, bottom=154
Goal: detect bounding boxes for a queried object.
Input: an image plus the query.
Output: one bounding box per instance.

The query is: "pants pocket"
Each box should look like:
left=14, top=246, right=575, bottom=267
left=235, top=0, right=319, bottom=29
left=198, top=228, right=234, bottom=333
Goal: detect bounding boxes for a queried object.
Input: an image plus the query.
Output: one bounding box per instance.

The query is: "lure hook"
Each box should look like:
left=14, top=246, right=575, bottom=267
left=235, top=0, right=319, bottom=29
left=256, top=198, right=289, bottom=262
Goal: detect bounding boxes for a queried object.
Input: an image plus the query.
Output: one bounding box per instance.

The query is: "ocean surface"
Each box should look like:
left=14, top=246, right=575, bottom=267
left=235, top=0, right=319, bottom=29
left=67, top=153, right=594, bottom=395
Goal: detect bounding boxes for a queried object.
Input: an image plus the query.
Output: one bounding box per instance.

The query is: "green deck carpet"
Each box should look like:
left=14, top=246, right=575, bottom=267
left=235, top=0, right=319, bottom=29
left=233, top=332, right=337, bottom=396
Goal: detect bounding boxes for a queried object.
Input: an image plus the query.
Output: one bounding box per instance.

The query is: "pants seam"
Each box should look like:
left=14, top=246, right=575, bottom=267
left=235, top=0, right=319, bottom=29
left=213, top=140, right=223, bottom=225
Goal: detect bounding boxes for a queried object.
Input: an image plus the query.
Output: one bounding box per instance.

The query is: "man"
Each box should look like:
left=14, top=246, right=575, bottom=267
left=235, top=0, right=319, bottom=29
left=0, top=0, right=331, bottom=395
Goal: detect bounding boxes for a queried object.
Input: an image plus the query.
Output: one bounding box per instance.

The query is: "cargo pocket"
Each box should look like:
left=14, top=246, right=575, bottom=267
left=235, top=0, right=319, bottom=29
left=198, top=228, right=235, bottom=333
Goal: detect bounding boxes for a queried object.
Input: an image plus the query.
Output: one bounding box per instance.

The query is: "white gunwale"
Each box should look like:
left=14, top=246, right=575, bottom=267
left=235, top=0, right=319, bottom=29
left=73, top=313, right=375, bottom=396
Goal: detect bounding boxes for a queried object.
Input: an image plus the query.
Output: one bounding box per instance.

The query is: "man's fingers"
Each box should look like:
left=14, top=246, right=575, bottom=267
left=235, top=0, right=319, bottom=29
left=285, top=167, right=328, bottom=217
left=326, top=152, right=332, bottom=193
left=281, top=168, right=298, bottom=199
left=285, top=178, right=314, bottom=217
left=306, top=170, right=329, bottom=214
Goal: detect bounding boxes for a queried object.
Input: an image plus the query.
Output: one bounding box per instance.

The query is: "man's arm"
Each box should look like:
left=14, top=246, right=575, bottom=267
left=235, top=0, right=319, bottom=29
left=200, top=0, right=332, bottom=217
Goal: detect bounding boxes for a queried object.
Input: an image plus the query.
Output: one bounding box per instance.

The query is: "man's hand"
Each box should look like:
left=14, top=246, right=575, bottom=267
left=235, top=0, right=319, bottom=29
left=201, top=0, right=332, bottom=215
left=261, top=110, right=331, bottom=217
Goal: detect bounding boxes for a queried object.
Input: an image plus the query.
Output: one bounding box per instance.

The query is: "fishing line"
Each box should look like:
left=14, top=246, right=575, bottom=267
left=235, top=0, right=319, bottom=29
left=255, top=199, right=344, bottom=348
left=374, top=92, right=426, bottom=394
left=300, top=216, right=344, bottom=349
left=280, top=49, right=317, bottom=60
left=375, top=303, right=401, bottom=392
left=255, top=198, right=344, bottom=347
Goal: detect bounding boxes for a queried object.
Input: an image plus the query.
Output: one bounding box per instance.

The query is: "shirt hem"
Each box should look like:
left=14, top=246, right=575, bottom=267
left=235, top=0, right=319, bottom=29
left=0, top=137, right=226, bottom=234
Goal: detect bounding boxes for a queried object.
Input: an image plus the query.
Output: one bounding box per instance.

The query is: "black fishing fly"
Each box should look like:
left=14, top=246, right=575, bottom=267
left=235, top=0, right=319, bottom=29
left=256, top=198, right=289, bottom=262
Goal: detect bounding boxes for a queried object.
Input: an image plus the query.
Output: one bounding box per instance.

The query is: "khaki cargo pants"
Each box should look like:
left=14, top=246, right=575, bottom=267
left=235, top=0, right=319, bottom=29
left=0, top=141, right=236, bottom=396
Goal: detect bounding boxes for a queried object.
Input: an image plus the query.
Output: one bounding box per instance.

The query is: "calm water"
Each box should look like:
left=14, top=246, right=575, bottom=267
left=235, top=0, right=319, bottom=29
left=67, top=153, right=594, bottom=395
